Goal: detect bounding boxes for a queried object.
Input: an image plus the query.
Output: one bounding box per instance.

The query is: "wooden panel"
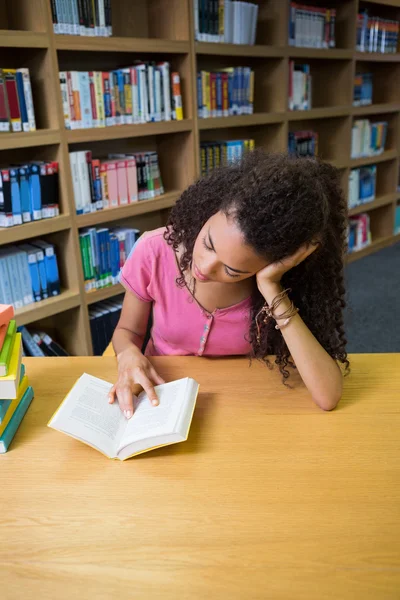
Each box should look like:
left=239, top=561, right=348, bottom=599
left=350, top=148, right=398, bottom=167
left=348, top=192, right=396, bottom=216
left=0, top=30, right=48, bottom=47
left=196, top=42, right=284, bottom=57
left=86, top=284, right=125, bottom=305
left=15, top=290, right=81, bottom=326
left=4, top=0, right=47, bottom=31
left=66, top=120, right=193, bottom=144
left=0, top=129, right=60, bottom=150
left=0, top=215, right=71, bottom=246
left=198, top=112, right=285, bottom=129
left=55, top=36, right=189, bottom=53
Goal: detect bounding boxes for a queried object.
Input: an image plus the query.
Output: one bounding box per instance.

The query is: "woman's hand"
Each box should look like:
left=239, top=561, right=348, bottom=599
left=108, top=346, right=165, bottom=419
left=256, top=241, right=319, bottom=289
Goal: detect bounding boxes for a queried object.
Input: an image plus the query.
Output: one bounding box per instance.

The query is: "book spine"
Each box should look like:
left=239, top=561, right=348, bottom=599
left=93, top=71, right=105, bottom=127
left=35, top=248, right=49, bottom=300
left=15, top=71, right=29, bottom=132
left=122, top=69, right=133, bottom=124
left=4, top=253, right=23, bottom=309
left=116, top=160, right=128, bottom=206
left=0, top=69, right=10, bottom=132
left=131, top=67, right=139, bottom=124
left=102, top=71, right=113, bottom=126
left=51, top=0, right=59, bottom=33
left=91, top=158, right=103, bottom=210
left=69, top=152, right=83, bottom=214
left=126, top=158, right=138, bottom=203
left=105, top=162, right=118, bottom=208
left=9, top=167, right=22, bottom=225
left=66, top=71, right=76, bottom=127
left=171, top=72, right=183, bottom=121
left=71, top=71, right=82, bottom=128
left=28, top=165, right=42, bottom=220
left=59, top=71, right=71, bottom=129
left=88, top=71, right=98, bottom=127
left=0, top=168, right=14, bottom=227
left=18, top=166, right=31, bottom=223
left=77, top=150, right=92, bottom=213
left=100, top=162, right=109, bottom=208
left=79, top=71, right=93, bottom=128
left=20, top=326, right=45, bottom=357
left=77, top=0, right=85, bottom=35
left=4, top=70, right=22, bottom=132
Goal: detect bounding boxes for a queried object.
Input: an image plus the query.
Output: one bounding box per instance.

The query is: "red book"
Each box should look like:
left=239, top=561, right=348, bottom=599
left=210, top=72, right=217, bottom=118
left=3, top=69, right=22, bottom=132
left=0, top=304, right=14, bottom=329
left=88, top=71, right=98, bottom=126
left=0, top=69, right=10, bottom=132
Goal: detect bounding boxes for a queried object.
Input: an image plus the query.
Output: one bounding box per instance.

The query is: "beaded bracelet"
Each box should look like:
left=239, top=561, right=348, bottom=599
left=255, top=288, right=299, bottom=342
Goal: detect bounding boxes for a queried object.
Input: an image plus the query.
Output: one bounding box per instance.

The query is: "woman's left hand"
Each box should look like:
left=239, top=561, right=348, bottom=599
left=256, top=241, right=319, bottom=289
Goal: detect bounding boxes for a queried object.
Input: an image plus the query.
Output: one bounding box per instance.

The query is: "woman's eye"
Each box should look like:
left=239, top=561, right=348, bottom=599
left=202, top=237, right=212, bottom=251
left=224, top=267, right=240, bottom=278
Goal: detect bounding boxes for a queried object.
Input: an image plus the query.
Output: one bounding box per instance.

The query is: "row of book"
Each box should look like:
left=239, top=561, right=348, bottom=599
left=348, top=214, right=371, bottom=253
left=356, top=11, right=399, bottom=54
left=200, top=139, right=254, bottom=176
left=0, top=240, right=61, bottom=309
left=70, top=151, right=164, bottom=215
left=0, top=162, right=59, bottom=228
left=353, top=73, right=373, bottom=106
left=80, top=226, right=139, bottom=292
left=51, top=0, right=112, bottom=36
left=89, top=297, right=123, bottom=356
left=59, top=65, right=183, bottom=130
left=288, top=3, right=336, bottom=49
left=395, top=205, right=400, bottom=235
left=288, top=62, right=311, bottom=111
left=194, top=0, right=258, bottom=45
left=0, top=305, right=34, bottom=454
left=19, top=325, right=68, bottom=358
left=351, top=120, right=388, bottom=159
left=348, top=166, right=377, bottom=210
left=197, top=68, right=254, bottom=118
left=0, top=68, right=36, bottom=134
left=288, top=130, right=318, bottom=157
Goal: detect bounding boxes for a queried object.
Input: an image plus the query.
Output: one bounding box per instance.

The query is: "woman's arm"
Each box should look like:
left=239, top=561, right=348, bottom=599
left=110, top=291, right=164, bottom=418
left=257, top=245, right=343, bottom=411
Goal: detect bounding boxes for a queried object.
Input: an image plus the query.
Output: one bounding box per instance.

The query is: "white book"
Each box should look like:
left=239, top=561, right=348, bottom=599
left=159, top=62, right=171, bottom=121
left=78, top=71, right=93, bottom=129
left=147, top=64, right=155, bottom=122
left=48, top=374, right=199, bottom=461
left=0, top=250, right=23, bottom=309
left=59, top=71, right=71, bottom=130
left=250, top=3, right=258, bottom=45
left=131, top=67, right=140, bottom=124
left=69, top=152, right=84, bottom=213
left=71, top=0, right=80, bottom=35
left=77, top=151, right=92, bottom=213
left=17, top=68, right=36, bottom=132
left=233, top=2, right=240, bottom=43
left=154, top=68, right=161, bottom=122
left=194, top=0, right=199, bottom=41
left=70, top=71, right=82, bottom=128
left=98, top=0, right=107, bottom=36
left=224, top=0, right=233, bottom=43
left=9, top=246, right=34, bottom=306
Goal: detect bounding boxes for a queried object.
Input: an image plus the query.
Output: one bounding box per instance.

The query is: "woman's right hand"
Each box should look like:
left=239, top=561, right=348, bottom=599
left=108, top=346, right=165, bottom=419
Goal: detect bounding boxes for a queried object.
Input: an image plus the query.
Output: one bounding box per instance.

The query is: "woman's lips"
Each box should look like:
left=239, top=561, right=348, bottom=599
left=194, top=264, right=210, bottom=282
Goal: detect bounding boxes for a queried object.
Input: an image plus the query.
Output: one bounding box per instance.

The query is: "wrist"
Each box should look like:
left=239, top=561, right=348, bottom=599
left=259, top=281, right=283, bottom=304
left=117, top=344, right=141, bottom=365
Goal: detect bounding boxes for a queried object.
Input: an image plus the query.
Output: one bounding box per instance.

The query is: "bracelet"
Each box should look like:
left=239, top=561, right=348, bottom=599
left=255, top=288, right=299, bottom=342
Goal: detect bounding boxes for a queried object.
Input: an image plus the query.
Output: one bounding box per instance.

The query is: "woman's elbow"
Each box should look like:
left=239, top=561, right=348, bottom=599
left=314, top=394, right=341, bottom=411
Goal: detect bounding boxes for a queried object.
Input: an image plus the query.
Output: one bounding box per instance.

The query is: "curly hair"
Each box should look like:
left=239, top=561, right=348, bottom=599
left=165, top=150, right=349, bottom=380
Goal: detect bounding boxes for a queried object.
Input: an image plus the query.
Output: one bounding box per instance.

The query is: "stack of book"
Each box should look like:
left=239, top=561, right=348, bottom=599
left=348, top=214, right=371, bottom=253
left=351, top=120, right=388, bottom=158
left=197, top=68, right=254, bottom=118
left=194, top=0, right=259, bottom=44
left=19, top=326, right=69, bottom=357
left=288, top=62, right=312, bottom=111
left=69, top=151, right=164, bottom=215
left=356, top=11, right=399, bottom=54
left=0, top=161, right=59, bottom=228
left=51, top=0, right=112, bottom=36
left=0, top=240, right=61, bottom=309
left=89, top=297, right=123, bottom=355
left=59, top=65, right=183, bottom=130
left=348, top=166, right=377, bottom=209
left=80, top=226, right=139, bottom=293
left=0, top=68, right=36, bottom=134
left=200, top=139, right=254, bottom=176
left=288, top=131, right=318, bottom=157
left=289, top=3, right=336, bottom=48
left=353, top=73, right=373, bottom=106
left=0, top=304, right=34, bottom=454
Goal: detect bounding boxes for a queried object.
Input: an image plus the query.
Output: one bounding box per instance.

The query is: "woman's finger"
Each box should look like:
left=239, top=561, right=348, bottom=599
left=115, top=384, right=135, bottom=418
left=108, top=384, right=117, bottom=404
left=150, top=367, right=165, bottom=386
left=135, top=372, right=159, bottom=406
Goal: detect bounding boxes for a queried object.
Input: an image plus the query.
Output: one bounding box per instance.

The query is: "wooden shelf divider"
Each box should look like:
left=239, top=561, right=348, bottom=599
left=0, top=0, right=399, bottom=354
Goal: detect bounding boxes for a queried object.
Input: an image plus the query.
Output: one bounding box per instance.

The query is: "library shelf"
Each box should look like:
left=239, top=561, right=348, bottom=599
left=287, top=47, right=353, bottom=60
left=0, top=215, right=72, bottom=246
left=195, top=42, right=284, bottom=57
left=287, top=107, right=351, bottom=121
left=198, top=113, right=285, bottom=130
left=346, top=234, right=399, bottom=264
left=65, top=120, right=193, bottom=143
left=55, top=35, right=190, bottom=54
left=349, top=149, right=398, bottom=168
left=86, top=284, right=124, bottom=305
left=0, top=129, right=61, bottom=151
left=348, top=193, right=397, bottom=217
left=362, top=0, right=400, bottom=5
left=0, top=30, right=49, bottom=48
left=76, top=191, right=181, bottom=228
left=354, top=52, right=400, bottom=63
left=15, top=290, right=81, bottom=327
left=352, top=103, right=400, bottom=116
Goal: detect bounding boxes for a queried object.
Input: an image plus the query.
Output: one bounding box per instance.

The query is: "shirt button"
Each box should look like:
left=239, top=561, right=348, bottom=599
left=207, top=315, right=211, bottom=319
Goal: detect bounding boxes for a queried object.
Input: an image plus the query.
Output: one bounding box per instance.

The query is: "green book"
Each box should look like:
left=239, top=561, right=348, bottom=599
left=0, top=320, right=17, bottom=377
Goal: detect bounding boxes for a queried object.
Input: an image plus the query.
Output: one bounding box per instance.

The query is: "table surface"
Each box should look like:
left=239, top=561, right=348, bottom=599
left=1, top=354, right=400, bottom=600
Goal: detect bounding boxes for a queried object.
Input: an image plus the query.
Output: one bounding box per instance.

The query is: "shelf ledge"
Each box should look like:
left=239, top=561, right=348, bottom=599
left=15, top=290, right=81, bottom=327
left=55, top=35, right=189, bottom=54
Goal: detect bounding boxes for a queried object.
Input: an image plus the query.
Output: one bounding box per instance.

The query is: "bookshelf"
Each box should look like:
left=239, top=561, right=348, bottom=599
left=1, top=0, right=400, bottom=355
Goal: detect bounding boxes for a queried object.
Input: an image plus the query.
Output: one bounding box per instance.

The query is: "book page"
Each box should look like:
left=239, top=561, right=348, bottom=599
left=118, top=378, right=188, bottom=453
left=49, top=373, right=127, bottom=458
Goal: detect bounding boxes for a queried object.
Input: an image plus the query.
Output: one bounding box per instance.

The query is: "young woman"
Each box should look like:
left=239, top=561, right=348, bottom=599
left=109, top=151, right=349, bottom=416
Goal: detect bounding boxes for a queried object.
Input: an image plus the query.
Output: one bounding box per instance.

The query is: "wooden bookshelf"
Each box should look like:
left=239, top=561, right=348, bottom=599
left=0, top=0, right=399, bottom=356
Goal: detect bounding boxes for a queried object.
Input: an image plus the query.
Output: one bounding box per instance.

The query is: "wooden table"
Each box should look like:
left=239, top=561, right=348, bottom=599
left=1, top=355, right=400, bottom=599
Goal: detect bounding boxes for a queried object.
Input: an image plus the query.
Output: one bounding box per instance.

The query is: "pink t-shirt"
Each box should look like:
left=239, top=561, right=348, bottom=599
left=120, top=228, right=252, bottom=357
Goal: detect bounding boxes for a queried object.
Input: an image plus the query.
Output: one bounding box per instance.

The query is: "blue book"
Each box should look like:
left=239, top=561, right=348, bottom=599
left=15, top=71, right=29, bottom=133
left=34, top=247, right=49, bottom=300
left=9, top=167, right=22, bottom=225
left=0, top=385, right=34, bottom=454
left=18, top=166, right=32, bottom=223
left=0, top=364, right=25, bottom=424
left=78, top=71, right=93, bottom=129
left=32, top=241, right=60, bottom=297
left=28, top=164, right=42, bottom=221
left=197, top=72, right=202, bottom=118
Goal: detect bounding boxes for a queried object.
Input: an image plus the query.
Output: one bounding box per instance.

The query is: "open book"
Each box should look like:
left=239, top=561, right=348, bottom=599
left=48, top=373, right=199, bottom=460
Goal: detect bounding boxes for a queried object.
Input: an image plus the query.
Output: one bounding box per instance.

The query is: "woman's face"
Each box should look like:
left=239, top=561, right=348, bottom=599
left=192, top=211, right=267, bottom=283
